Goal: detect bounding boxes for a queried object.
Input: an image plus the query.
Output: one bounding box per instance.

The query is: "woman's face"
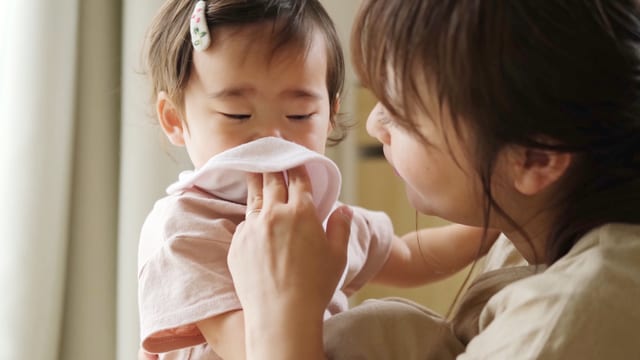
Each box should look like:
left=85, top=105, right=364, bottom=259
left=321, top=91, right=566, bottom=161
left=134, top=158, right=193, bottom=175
left=366, top=100, right=486, bottom=226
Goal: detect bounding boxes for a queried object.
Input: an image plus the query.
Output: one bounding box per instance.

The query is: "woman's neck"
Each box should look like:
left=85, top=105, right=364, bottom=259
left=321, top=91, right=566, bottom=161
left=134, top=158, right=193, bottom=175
left=503, top=229, right=547, bottom=264
left=500, top=204, right=556, bottom=265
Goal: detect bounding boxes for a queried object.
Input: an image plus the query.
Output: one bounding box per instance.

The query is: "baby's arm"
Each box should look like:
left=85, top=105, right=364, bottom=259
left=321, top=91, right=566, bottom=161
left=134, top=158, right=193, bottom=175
left=197, top=310, right=246, bottom=360
left=373, top=224, right=500, bottom=287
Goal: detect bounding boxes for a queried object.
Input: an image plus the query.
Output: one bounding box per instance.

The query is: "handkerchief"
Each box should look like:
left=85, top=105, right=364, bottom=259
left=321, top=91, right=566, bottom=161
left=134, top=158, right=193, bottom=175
left=166, top=137, right=342, bottom=221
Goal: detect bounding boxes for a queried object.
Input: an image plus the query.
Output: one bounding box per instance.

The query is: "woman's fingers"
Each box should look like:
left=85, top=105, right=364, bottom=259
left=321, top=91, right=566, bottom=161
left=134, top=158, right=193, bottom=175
left=246, top=173, right=264, bottom=216
left=263, top=171, right=288, bottom=208
left=287, top=165, right=313, bottom=205
left=245, top=166, right=314, bottom=217
left=325, top=205, right=353, bottom=255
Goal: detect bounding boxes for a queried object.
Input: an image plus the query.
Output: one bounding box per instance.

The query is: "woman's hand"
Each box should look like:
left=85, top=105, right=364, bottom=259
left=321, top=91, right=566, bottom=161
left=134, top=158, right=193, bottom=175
left=227, top=166, right=352, bottom=359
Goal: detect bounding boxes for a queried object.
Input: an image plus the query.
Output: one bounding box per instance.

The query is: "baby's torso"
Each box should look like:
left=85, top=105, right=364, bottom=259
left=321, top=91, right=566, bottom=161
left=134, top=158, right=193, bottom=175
left=141, top=190, right=394, bottom=359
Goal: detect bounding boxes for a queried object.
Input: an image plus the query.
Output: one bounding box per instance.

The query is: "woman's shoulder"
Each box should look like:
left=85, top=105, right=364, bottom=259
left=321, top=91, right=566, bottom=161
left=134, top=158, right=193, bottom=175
left=486, top=223, right=640, bottom=320
left=570, top=222, right=640, bottom=255
left=461, top=223, right=640, bottom=359
left=544, top=223, right=640, bottom=291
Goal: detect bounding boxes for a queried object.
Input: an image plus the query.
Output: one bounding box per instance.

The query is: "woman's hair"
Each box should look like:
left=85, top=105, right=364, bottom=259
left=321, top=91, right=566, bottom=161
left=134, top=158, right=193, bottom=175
left=144, top=0, right=346, bottom=143
left=353, top=0, right=640, bottom=263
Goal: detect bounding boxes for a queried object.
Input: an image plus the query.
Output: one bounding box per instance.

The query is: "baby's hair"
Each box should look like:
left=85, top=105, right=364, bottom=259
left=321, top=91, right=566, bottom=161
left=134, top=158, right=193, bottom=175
left=143, top=0, right=347, bottom=144
left=353, top=0, right=640, bottom=264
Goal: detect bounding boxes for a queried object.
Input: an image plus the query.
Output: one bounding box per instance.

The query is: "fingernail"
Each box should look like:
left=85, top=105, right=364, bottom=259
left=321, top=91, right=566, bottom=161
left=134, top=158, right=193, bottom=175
left=338, top=206, right=353, bottom=222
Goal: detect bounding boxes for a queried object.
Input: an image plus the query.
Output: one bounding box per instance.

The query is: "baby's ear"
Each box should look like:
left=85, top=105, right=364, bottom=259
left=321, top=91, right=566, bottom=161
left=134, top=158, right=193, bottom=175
left=508, top=146, right=572, bottom=195
left=157, top=92, right=186, bottom=146
left=328, top=95, right=341, bottom=133
left=333, top=95, right=341, bottom=115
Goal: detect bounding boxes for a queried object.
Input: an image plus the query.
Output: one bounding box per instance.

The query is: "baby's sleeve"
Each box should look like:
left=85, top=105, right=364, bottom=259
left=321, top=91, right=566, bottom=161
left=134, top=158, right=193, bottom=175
left=137, top=195, right=242, bottom=354
left=339, top=204, right=395, bottom=295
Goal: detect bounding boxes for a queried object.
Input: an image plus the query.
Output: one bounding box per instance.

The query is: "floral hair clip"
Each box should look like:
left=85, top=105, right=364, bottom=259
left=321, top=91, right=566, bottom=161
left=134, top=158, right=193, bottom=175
left=190, top=0, right=211, bottom=51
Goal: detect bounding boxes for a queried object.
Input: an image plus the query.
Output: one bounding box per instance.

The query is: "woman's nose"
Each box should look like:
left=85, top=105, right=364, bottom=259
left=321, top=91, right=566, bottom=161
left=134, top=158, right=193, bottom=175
left=366, top=103, right=391, bottom=145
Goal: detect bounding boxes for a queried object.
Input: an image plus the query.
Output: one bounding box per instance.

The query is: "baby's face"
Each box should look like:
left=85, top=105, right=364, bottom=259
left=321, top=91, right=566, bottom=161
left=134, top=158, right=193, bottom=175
left=180, top=23, right=332, bottom=169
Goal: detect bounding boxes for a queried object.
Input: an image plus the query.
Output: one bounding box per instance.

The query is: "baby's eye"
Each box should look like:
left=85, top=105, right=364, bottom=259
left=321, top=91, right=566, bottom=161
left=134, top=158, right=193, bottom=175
left=286, top=113, right=314, bottom=121
left=220, top=112, right=251, bottom=120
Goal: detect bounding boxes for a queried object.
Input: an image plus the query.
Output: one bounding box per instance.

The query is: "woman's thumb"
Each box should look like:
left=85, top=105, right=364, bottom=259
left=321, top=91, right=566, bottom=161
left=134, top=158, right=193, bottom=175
left=326, top=205, right=352, bottom=258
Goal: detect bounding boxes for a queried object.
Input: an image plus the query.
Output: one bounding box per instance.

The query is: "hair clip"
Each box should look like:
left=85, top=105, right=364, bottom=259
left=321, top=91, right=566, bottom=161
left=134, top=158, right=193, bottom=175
left=190, top=0, right=211, bottom=51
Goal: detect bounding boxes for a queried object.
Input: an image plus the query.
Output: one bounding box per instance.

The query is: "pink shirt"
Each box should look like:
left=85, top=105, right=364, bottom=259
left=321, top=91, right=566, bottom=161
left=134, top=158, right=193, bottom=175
left=138, top=188, right=394, bottom=357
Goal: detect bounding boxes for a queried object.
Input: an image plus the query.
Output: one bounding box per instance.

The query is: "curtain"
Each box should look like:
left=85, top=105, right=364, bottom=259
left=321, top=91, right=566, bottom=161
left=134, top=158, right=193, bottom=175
left=0, top=0, right=190, bottom=358
left=0, top=0, right=356, bottom=358
left=118, top=0, right=192, bottom=358
left=1, top=0, right=85, bottom=358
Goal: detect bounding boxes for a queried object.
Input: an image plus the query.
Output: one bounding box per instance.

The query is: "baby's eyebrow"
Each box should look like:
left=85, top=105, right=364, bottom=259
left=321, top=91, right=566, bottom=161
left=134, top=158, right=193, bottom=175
left=207, top=86, right=323, bottom=100
left=207, top=86, right=256, bottom=99
left=279, top=88, right=323, bottom=100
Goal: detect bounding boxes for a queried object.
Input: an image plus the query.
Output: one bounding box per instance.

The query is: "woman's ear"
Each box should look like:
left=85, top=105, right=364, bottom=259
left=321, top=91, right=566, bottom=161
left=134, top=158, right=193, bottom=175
left=157, top=92, right=186, bottom=146
left=508, top=146, right=572, bottom=196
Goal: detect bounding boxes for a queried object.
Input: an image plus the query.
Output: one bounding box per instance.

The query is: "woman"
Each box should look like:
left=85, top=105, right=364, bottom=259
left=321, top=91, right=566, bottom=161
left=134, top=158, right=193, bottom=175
left=228, top=0, right=640, bottom=358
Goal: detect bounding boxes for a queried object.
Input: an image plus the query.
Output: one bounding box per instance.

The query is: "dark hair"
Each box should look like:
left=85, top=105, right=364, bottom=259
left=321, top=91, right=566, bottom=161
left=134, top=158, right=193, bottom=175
left=144, top=0, right=346, bottom=143
left=352, top=0, right=640, bottom=263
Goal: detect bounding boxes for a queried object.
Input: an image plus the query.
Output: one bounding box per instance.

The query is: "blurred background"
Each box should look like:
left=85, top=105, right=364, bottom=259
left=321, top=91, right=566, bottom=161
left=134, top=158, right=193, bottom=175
left=0, top=0, right=467, bottom=359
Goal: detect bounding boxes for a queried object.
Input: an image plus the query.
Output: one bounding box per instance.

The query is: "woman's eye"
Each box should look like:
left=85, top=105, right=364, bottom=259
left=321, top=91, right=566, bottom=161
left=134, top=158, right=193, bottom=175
left=377, top=108, right=396, bottom=127
left=379, top=114, right=394, bottom=126
left=286, top=113, right=314, bottom=121
left=220, top=112, right=251, bottom=120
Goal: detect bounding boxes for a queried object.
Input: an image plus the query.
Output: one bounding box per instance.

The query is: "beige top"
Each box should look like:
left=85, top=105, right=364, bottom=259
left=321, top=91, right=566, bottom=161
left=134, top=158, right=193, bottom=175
left=323, top=223, right=640, bottom=360
left=459, top=223, right=640, bottom=359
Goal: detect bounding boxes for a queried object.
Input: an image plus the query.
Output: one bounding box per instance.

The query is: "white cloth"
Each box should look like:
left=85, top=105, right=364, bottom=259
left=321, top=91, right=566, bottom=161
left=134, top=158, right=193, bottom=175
left=166, top=137, right=341, bottom=221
